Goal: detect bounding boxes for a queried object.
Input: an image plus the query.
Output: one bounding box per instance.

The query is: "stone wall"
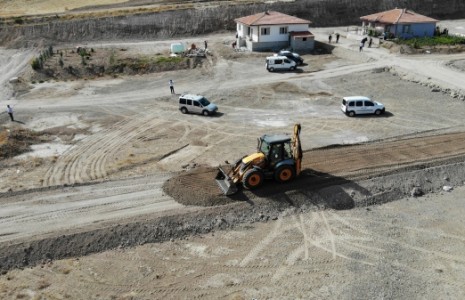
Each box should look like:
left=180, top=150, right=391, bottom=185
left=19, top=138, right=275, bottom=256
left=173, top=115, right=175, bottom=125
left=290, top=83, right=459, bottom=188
left=0, top=0, right=463, bottom=47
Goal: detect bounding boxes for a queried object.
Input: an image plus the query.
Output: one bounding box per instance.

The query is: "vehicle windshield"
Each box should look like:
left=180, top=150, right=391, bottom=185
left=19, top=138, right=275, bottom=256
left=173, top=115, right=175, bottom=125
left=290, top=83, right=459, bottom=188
left=199, top=97, right=210, bottom=106
left=259, top=139, right=271, bottom=156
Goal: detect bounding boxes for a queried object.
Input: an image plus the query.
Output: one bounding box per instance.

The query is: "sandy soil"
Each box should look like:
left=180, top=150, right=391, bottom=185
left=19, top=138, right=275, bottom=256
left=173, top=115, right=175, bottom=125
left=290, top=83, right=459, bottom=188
left=1, top=20, right=465, bottom=298
left=1, top=185, right=465, bottom=299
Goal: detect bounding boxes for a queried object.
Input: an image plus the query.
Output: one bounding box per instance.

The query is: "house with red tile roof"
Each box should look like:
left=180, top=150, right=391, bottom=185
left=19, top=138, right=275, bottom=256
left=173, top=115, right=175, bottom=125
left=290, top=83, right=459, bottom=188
left=235, top=11, right=314, bottom=52
left=360, top=8, right=438, bottom=39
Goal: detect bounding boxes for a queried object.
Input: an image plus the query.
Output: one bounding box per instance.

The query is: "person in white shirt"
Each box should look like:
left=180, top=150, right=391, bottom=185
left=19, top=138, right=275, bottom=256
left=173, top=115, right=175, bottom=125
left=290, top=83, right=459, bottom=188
left=6, top=105, right=14, bottom=121
left=169, top=79, right=175, bottom=94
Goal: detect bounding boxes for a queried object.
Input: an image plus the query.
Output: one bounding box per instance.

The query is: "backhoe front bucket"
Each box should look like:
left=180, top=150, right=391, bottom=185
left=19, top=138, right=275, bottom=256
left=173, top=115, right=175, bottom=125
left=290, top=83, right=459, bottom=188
left=215, top=166, right=238, bottom=196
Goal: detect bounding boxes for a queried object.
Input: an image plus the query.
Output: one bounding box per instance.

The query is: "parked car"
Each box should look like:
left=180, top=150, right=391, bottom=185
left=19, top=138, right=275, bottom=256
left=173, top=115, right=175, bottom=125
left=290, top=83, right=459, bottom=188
left=341, top=96, right=385, bottom=117
left=277, top=50, right=304, bottom=65
left=266, top=56, right=296, bottom=72
left=179, top=94, right=218, bottom=116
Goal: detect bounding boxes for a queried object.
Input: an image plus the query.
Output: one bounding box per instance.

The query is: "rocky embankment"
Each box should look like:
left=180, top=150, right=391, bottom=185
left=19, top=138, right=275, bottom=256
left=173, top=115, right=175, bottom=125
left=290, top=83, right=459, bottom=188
left=0, top=0, right=464, bottom=47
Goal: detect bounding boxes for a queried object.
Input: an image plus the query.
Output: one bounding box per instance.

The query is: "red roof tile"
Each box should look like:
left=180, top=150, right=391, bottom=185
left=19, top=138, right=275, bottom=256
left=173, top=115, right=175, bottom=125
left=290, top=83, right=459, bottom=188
left=360, top=8, right=438, bottom=24
left=235, top=11, right=311, bottom=26
left=290, top=31, right=314, bottom=37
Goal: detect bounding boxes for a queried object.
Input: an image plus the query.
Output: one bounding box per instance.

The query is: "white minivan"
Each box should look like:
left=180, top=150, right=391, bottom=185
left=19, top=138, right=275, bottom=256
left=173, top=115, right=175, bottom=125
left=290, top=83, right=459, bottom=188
left=179, top=94, right=218, bottom=116
left=266, top=56, right=296, bottom=72
left=341, top=96, right=385, bottom=117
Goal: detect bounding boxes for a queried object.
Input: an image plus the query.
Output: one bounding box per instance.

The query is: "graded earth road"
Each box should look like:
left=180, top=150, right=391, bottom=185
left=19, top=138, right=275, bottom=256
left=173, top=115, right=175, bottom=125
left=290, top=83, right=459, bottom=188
left=2, top=130, right=465, bottom=244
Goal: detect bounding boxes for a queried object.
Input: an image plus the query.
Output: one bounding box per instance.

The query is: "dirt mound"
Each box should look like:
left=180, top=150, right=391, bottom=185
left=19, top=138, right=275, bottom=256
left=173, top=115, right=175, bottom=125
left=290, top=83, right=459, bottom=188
left=164, top=132, right=465, bottom=208
left=163, top=166, right=235, bottom=207
left=27, top=46, right=207, bottom=82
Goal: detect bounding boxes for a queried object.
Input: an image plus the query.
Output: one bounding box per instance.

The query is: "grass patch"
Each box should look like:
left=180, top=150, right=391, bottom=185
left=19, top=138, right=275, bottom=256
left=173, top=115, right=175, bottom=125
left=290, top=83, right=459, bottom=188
left=155, top=56, right=184, bottom=64
left=398, top=36, right=465, bottom=48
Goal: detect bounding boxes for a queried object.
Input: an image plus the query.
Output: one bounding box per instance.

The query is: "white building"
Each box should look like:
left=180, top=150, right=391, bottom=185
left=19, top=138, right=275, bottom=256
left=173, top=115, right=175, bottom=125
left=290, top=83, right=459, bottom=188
left=235, top=11, right=314, bottom=52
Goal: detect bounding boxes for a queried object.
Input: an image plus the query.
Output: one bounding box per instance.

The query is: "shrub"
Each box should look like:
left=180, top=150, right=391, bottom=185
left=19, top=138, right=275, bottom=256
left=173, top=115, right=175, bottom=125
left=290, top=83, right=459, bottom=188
left=31, top=58, right=41, bottom=70
left=13, top=17, right=24, bottom=25
left=398, top=36, right=465, bottom=47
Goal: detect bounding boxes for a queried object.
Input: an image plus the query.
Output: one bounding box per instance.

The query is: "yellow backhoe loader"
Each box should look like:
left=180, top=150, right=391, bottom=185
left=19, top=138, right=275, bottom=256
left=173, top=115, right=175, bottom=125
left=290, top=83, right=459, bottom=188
left=215, top=123, right=302, bottom=195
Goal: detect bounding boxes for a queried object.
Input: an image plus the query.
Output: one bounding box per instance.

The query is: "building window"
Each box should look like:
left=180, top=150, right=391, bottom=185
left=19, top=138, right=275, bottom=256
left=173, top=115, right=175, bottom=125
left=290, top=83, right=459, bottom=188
left=279, top=27, right=288, bottom=34
left=402, top=25, right=411, bottom=33
left=261, top=27, right=270, bottom=35
left=303, top=37, right=307, bottom=41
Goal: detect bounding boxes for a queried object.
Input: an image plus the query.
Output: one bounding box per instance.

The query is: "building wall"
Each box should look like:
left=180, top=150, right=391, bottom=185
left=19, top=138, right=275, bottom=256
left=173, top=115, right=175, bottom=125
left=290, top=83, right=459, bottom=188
left=237, top=23, right=311, bottom=51
left=247, top=40, right=289, bottom=52
left=237, top=23, right=309, bottom=43
left=256, top=24, right=309, bottom=42
left=396, top=23, right=436, bottom=38
left=383, top=23, right=436, bottom=38
left=291, top=37, right=315, bottom=52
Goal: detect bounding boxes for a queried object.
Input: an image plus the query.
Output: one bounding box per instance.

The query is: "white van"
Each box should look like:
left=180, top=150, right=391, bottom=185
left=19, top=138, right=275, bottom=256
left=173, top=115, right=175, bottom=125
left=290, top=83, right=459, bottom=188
left=265, top=56, right=296, bottom=72
left=179, top=94, right=218, bottom=116
left=341, top=96, right=385, bottom=117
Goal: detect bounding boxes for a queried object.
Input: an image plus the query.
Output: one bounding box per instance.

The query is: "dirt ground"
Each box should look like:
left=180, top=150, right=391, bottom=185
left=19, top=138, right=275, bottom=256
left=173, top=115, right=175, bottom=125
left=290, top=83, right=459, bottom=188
left=2, top=185, right=465, bottom=299
left=1, top=19, right=465, bottom=299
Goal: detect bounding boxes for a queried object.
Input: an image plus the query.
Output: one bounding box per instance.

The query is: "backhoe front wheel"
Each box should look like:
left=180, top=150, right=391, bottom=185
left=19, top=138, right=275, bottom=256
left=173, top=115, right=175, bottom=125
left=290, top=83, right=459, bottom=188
left=275, top=165, right=295, bottom=183
left=243, top=169, right=264, bottom=189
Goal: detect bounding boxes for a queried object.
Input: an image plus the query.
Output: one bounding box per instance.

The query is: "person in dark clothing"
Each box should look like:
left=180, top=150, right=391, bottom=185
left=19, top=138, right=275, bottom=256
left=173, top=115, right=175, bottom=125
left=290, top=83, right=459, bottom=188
left=368, top=38, right=373, bottom=48
left=361, top=37, right=368, bottom=46
left=328, top=34, right=332, bottom=43
left=336, top=33, right=340, bottom=43
left=204, top=40, right=208, bottom=49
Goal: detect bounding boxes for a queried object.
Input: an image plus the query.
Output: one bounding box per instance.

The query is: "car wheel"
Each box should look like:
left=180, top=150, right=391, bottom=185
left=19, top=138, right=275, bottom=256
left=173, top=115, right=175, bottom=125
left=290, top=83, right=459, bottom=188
left=243, top=169, right=264, bottom=189
left=274, top=165, right=295, bottom=183
left=348, top=111, right=355, bottom=117
left=202, top=110, right=210, bottom=116
left=375, top=109, right=382, bottom=115
left=269, top=67, right=274, bottom=72
left=180, top=107, right=188, bottom=114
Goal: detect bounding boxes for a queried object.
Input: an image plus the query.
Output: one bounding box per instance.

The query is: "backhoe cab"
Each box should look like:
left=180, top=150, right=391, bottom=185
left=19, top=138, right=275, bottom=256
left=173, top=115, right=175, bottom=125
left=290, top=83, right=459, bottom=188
left=215, top=124, right=302, bottom=195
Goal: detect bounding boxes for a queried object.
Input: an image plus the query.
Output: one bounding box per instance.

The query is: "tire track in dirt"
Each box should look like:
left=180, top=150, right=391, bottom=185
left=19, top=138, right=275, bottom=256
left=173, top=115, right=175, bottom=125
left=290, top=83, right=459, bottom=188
left=44, top=115, right=165, bottom=186
left=306, top=131, right=465, bottom=177
left=0, top=174, right=180, bottom=243
left=326, top=210, right=465, bottom=278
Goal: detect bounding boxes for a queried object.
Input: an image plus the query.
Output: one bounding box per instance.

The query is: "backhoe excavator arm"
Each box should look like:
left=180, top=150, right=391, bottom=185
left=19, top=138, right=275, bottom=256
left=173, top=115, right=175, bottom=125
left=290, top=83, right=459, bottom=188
left=292, top=123, right=302, bottom=176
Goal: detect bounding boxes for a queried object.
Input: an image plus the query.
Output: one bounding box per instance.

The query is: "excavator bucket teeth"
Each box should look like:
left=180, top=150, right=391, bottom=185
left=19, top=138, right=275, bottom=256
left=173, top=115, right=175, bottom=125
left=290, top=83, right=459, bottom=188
left=215, top=167, right=238, bottom=196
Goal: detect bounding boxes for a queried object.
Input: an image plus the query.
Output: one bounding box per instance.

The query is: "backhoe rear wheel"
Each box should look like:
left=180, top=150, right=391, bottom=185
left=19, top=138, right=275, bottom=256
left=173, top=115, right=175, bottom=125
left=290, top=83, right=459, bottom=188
left=274, top=165, right=295, bottom=183
left=243, top=169, right=264, bottom=190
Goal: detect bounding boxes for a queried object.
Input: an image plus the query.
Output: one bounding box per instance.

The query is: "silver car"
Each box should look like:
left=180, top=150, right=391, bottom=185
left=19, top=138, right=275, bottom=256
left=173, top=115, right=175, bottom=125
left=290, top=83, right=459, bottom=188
left=179, top=94, right=218, bottom=116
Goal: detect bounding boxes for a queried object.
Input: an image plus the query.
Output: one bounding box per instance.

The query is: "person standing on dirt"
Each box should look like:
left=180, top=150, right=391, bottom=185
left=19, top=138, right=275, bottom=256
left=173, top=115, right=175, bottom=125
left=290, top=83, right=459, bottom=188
left=368, top=37, right=373, bottom=48
left=6, top=105, right=14, bottom=121
left=361, top=37, right=368, bottom=46
left=359, top=42, right=364, bottom=52
left=169, top=79, right=175, bottom=94
left=336, top=33, right=340, bottom=43
left=328, top=34, right=332, bottom=44
left=204, top=40, right=208, bottom=50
